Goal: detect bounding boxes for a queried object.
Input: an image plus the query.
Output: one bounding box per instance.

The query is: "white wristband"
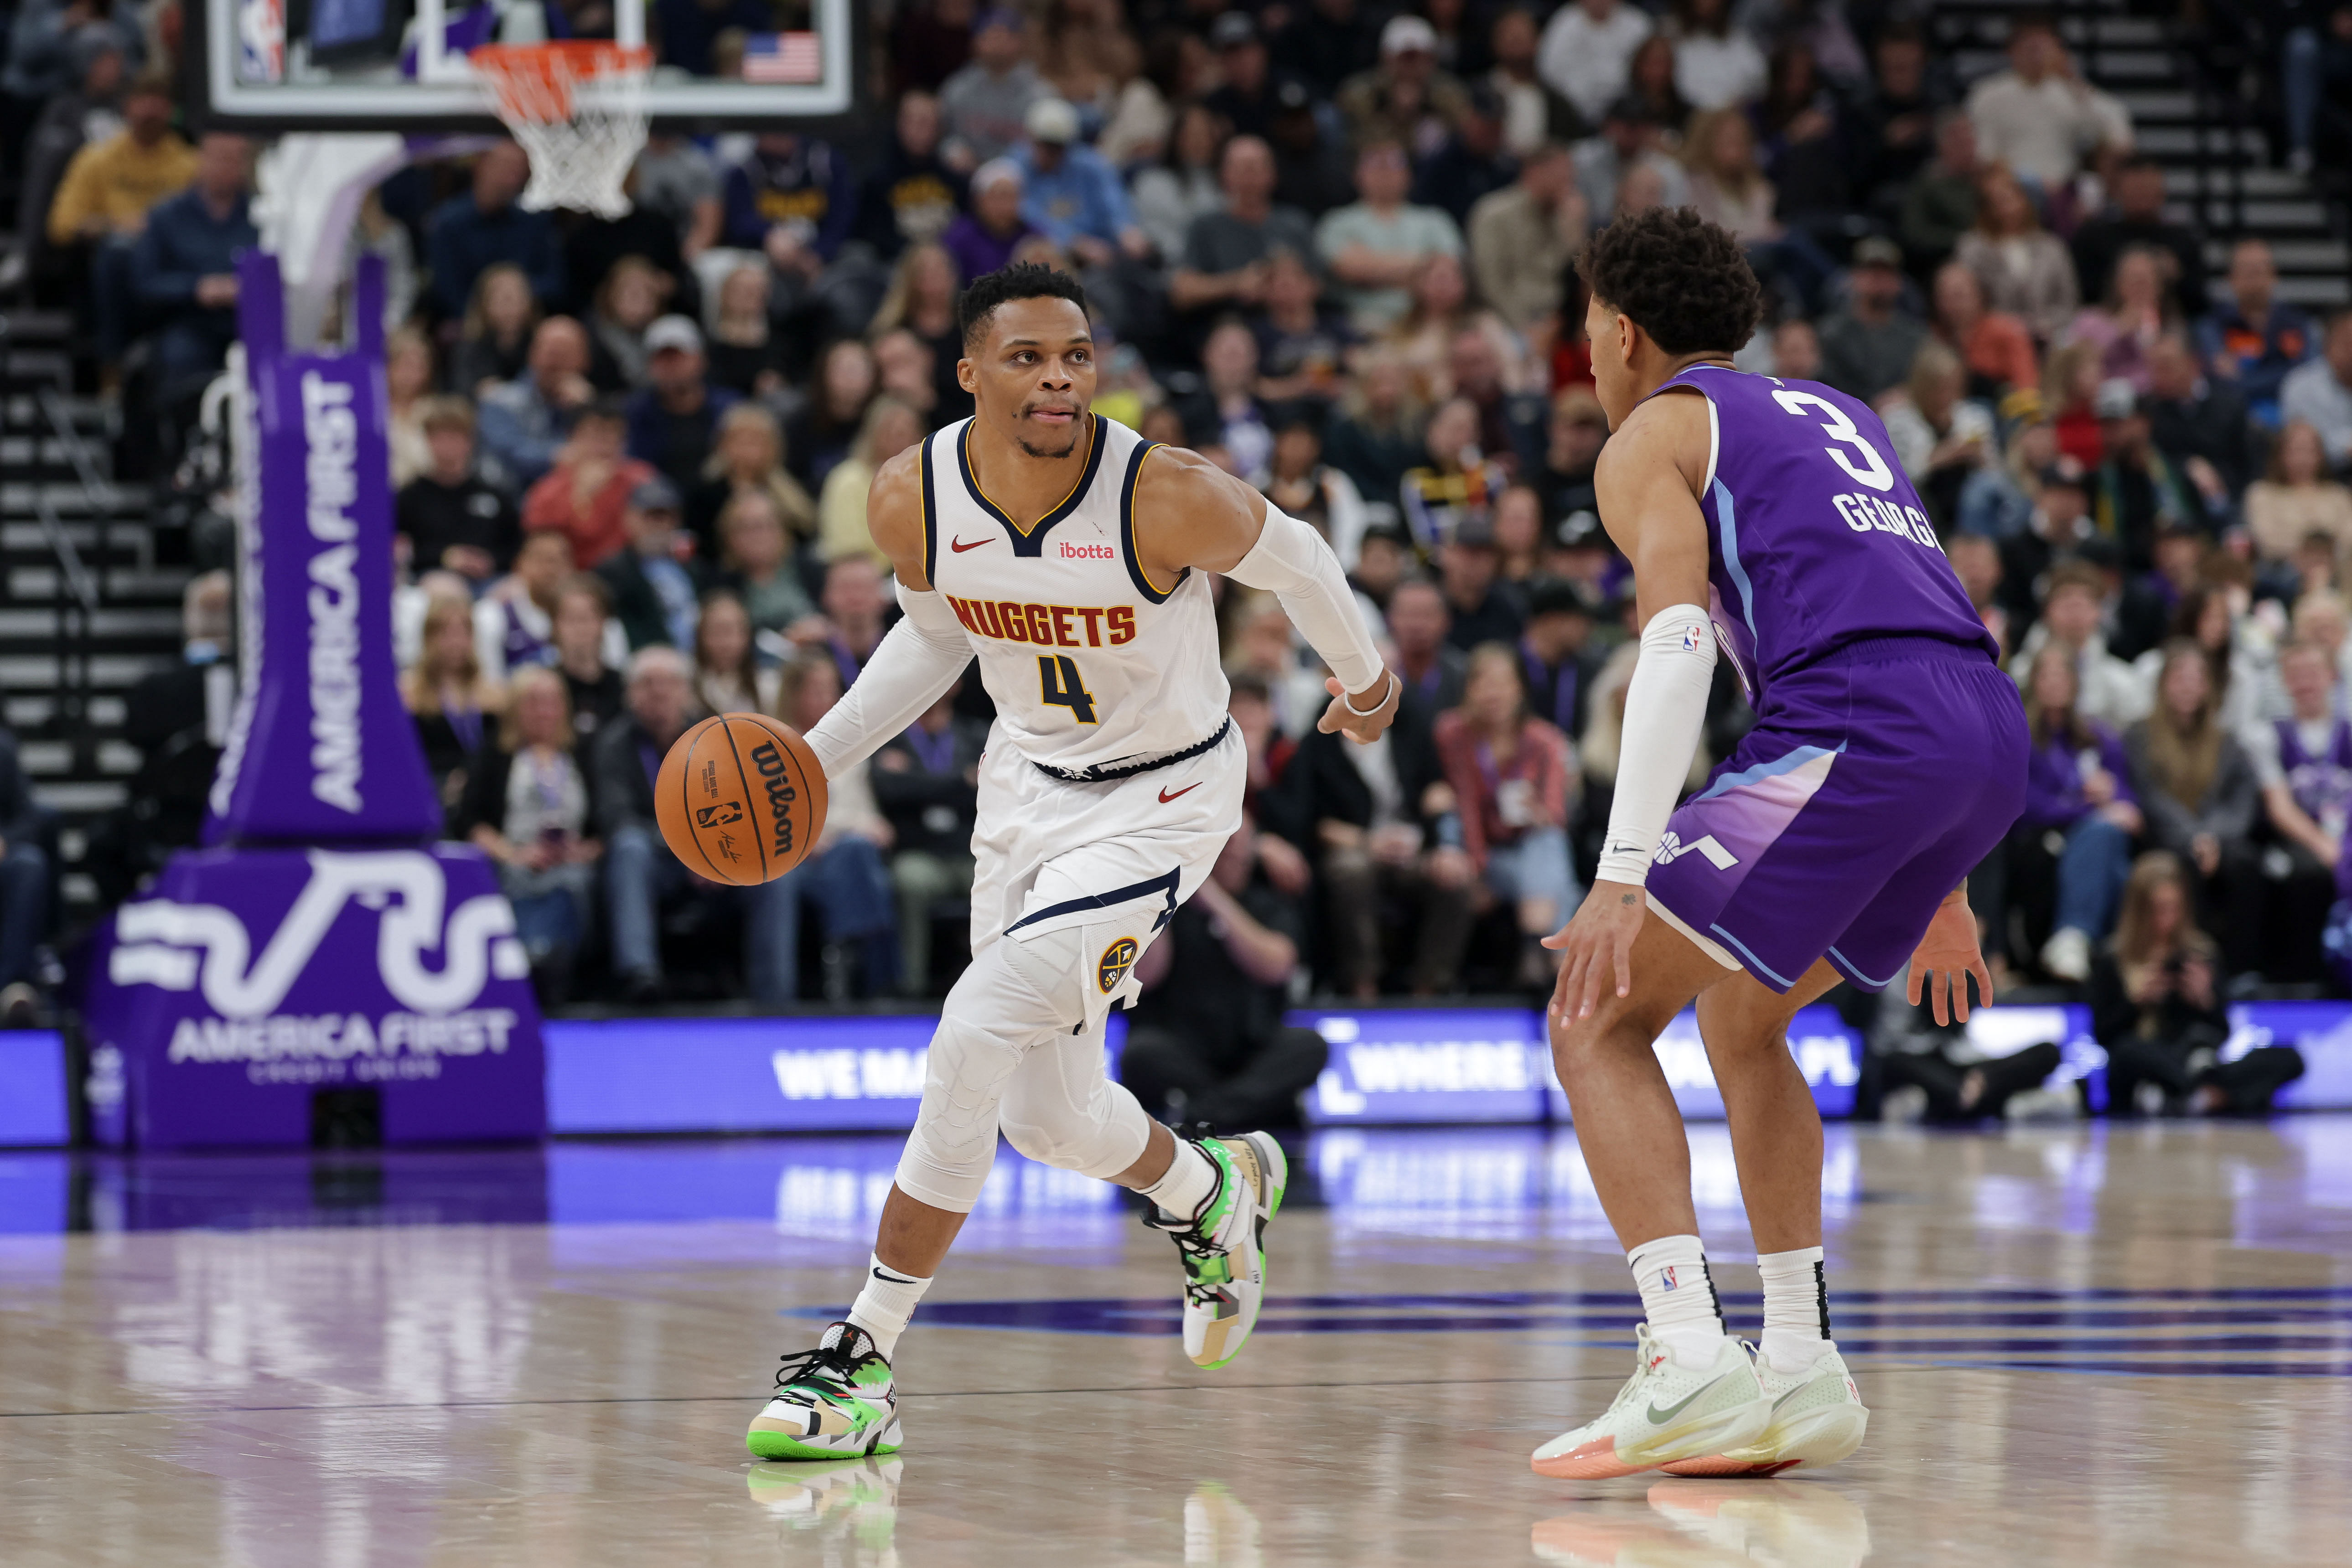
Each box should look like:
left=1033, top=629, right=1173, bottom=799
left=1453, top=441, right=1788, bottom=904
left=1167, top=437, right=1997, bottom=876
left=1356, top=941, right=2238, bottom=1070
left=1345, top=671, right=1399, bottom=716
left=1595, top=603, right=1717, bottom=888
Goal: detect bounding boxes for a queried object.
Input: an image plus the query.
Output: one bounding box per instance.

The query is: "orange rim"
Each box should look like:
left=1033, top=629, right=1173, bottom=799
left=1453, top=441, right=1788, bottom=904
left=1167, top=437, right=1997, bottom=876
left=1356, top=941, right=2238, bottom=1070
left=468, top=41, right=651, bottom=121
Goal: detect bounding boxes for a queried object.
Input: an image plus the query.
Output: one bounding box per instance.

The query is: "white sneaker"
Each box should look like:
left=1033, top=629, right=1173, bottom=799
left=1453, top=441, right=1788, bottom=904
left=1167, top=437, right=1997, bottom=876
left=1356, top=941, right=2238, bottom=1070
left=1531, top=1329, right=1772, bottom=1480
left=1659, top=1342, right=1869, bottom=1476
left=2040, top=926, right=2091, bottom=983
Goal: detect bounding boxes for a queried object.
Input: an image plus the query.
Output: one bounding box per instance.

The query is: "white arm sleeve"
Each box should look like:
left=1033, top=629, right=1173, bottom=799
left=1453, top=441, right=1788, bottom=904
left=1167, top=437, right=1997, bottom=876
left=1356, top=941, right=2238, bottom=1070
left=804, top=581, right=973, bottom=776
left=1225, top=503, right=1386, bottom=698
left=1596, top=603, right=1717, bottom=888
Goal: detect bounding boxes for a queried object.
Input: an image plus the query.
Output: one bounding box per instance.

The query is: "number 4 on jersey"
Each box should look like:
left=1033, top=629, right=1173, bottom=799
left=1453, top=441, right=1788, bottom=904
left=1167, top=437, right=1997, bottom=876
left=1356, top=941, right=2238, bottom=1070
left=1038, top=654, right=1099, bottom=724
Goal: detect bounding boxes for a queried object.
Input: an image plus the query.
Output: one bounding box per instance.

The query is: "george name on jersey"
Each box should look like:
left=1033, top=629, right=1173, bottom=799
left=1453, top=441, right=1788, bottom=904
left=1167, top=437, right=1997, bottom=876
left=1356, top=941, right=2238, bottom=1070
left=944, top=595, right=1139, bottom=648
left=1832, top=491, right=1943, bottom=552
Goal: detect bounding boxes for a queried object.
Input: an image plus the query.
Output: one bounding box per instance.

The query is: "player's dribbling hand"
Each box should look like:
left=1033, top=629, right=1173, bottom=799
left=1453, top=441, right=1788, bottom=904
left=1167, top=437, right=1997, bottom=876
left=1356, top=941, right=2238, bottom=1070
left=1905, top=890, right=1994, bottom=1025
left=1545, top=880, right=1644, bottom=1025
left=1318, top=672, right=1400, bottom=744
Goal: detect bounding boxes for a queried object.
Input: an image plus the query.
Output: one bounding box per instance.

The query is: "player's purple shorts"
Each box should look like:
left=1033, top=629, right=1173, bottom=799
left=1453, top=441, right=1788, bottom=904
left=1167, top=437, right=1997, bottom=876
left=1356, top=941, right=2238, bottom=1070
left=1647, top=636, right=2027, bottom=994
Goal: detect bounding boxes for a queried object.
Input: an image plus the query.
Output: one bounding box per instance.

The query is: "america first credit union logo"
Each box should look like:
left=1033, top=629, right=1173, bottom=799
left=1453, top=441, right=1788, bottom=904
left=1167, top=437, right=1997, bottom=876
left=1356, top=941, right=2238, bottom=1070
left=1097, top=937, right=1140, bottom=994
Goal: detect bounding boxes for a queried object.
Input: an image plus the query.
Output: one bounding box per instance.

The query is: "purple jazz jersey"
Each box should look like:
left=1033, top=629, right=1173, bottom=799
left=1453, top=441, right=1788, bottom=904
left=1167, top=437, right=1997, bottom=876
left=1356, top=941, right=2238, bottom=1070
left=1642, top=366, right=2027, bottom=992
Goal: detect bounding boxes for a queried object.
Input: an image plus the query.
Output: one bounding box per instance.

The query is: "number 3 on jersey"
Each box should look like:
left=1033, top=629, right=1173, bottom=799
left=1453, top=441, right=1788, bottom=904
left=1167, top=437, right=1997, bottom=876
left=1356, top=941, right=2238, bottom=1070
left=1038, top=654, right=1099, bottom=724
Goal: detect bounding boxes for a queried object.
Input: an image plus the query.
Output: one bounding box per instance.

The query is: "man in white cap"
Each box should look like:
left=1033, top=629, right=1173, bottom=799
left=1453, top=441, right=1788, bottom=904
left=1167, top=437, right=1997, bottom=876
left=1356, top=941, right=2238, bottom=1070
left=1337, top=13, right=1471, bottom=152
left=625, top=315, right=740, bottom=497
left=1012, top=98, right=1149, bottom=268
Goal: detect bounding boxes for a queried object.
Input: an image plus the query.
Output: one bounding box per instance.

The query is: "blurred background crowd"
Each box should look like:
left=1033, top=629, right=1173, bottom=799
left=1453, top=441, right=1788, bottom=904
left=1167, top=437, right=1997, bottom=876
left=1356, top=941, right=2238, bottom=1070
left=3, top=0, right=2350, bottom=1119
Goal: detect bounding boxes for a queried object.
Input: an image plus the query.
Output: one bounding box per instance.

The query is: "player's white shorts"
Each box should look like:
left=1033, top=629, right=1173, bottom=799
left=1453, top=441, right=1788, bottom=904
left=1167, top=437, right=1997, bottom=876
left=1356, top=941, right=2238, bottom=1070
left=971, top=720, right=1247, bottom=991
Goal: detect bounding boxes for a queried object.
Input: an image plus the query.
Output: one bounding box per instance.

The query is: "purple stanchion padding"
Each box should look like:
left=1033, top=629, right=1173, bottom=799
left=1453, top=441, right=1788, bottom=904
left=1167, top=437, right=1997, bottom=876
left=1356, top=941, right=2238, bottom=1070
left=77, top=253, right=545, bottom=1148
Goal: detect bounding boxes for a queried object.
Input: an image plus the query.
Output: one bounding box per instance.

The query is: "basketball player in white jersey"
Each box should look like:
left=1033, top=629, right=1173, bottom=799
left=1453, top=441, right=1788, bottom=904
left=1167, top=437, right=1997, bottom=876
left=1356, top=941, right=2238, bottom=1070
left=746, top=264, right=1398, bottom=1460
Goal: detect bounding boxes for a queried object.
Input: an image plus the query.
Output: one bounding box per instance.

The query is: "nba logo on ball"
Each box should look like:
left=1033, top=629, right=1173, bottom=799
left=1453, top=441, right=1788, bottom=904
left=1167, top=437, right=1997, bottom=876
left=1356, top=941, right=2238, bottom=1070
left=1097, top=938, right=1140, bottom=993
left=695, top=801, right=743, bottom=829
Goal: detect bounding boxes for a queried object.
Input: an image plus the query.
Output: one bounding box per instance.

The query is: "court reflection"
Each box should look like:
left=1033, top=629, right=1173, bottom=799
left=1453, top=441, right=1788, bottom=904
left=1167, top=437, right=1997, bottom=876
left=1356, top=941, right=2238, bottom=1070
left=1533, top=1480, right=1870, bottom=1567
left=747, top=1457, right=902, bottom=1567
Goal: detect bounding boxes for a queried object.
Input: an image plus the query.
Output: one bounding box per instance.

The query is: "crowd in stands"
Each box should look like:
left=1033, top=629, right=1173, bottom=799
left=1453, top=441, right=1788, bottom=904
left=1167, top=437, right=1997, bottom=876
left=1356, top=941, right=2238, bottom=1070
left=15, top=0, right=2352, bottom=1119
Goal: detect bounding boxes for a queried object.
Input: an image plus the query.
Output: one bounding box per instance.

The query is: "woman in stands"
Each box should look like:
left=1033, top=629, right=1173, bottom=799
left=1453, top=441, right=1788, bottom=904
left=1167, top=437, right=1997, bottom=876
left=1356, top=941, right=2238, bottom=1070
left=1995, top=644, right=2142, bottom=984
left=402, top=592, right=505, bottom=820
left=686, top=402, right=817, bottom=562
left=1434, top=644, right=1580, bottom=990
left=2090, top=851, right=2304, bottom=1115
left=455, top=666, right=600, bottom=1003
left=2124, top=640, right=2264, bottom=978
left=690, top=589, right=776, bottom=717
left=452, top=263, right=539, bottom=397
left=1955, top=166, right=2078, bottom=343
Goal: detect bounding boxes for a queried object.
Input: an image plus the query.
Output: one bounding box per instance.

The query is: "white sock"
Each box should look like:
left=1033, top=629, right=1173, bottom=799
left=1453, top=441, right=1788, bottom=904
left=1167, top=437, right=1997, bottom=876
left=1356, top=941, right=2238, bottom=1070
left=1627, top=1234, right=1728, bottom=1368
left=1757, top=1246, right=1832, bottom=1374
left=1139, top=1139, right=1219, bottom=1223
left=846, top=1254, right=932, bottom=1359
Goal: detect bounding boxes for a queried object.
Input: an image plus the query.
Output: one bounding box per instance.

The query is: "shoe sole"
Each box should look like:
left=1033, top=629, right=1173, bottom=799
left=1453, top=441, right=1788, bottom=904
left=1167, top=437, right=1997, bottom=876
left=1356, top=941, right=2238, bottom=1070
left=746, top=1417, right=904, bottom=1462
left=1658, top=1402, right=1869, bottom=1477
left=1530, top=1397, right=1774, bottom=1481
left=1192, top=1133, right=1288, bottom=1371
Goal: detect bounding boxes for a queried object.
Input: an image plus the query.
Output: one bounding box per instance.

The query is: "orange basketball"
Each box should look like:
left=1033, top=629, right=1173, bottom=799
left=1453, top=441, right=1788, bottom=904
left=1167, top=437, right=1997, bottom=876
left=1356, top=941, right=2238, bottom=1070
left=653, top=713, right=829, bottom=886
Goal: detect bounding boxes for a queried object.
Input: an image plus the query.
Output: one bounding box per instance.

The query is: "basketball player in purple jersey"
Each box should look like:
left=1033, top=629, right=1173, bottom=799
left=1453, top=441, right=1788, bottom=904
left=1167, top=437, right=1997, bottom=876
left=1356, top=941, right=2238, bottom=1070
left=1528, top=210, right=2027, bottom=1480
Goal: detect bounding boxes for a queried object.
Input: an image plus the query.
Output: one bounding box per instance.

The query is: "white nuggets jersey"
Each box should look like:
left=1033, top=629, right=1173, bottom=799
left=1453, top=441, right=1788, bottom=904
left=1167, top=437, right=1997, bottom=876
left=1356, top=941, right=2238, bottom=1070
left=920, top=414, right=1229, bottom=774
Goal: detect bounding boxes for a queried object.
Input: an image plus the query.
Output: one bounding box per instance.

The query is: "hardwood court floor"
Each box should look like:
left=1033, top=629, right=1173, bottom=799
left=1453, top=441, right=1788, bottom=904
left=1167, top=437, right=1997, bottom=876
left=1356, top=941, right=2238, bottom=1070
left=2, top=1118, right=2349, bottom=1567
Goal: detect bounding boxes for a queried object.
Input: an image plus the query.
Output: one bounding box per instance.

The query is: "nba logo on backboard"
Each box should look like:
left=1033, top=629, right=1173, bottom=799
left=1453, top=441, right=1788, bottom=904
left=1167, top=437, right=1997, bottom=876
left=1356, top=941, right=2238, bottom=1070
left=237, top=0, right=285, bottom=83
left=1660, top=1265, right=1680, bottom=1291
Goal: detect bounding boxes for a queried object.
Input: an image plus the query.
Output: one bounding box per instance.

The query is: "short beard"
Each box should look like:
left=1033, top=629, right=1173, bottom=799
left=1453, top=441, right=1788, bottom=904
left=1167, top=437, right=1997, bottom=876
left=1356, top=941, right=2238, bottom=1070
left=1015, top=429, right=1083, bottom=460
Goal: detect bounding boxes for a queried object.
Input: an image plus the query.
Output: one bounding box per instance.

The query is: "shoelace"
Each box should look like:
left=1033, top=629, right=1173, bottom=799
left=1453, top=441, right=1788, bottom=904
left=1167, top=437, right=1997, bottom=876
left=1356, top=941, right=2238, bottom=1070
left=1140, top=1205, right=1230, bottom=1305
left=772, top=1338, right=869, bottom=1396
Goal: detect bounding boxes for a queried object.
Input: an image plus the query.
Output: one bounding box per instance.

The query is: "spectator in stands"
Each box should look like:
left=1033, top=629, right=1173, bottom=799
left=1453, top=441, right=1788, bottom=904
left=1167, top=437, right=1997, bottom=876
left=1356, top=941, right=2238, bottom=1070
left=2065, top=248, right=2179, bottom=395
left=1435, top=643, right=1579, bottom=985
left=552, top=574, right=625, bottom=745
left=942, top=158, right=1036, bottom=287
left=2072, top=155, right=2204, bottom=325
left=818, top=556, right=891, bottom=683
left=2010, top=561, right=2149, bottom=731
left=1536, top=389, right=1607, bottom=521
left=2092, top=380, right=2211, bottom=573
left=704, top=265, right=785, bottom=398
left=818, top=396, right=924, bottom=568
left=456, top=666, right=600, bottom=1002
left=522, top=397, right=652, bottom=570
left=854, top=90, right=969, bottom=262
left=1317, top=139, right=1465, bottom=333
left=1963, top=10, right=2130, bottom=193
left=1200, top=12, right=1277, bottom=140
left=6, top=0, right=139, bottom=107
left=1467, top=141, right=1585, bottom=338
left=21, top=27, right=128, bottom=300
left=2197, top=239, right=2317, bottom=424
left=1323, top=349, right=1425, bottom=516
left=397, top=398, right=520, bottom=588
left=2144, top=331, right=2259, bottom=501
left=1663, top=0, right=1762, bottom=111
left=1013, top=97, right=1146, bottom=266
left=1439, top=519, right=1523, bottom=649
left=404, top=594, right=503, bottom=818
left=1170, top=137, right=1316, bottom=326
left=714, top=488, right=818, bottom=641
left=1413, top=83, right=1519, bottom=231
left=2246, top=421, right=2352, bottom=582
left=127, top=132, right=255, bottom=397
left=1485, top=6, right=1576, bottom=158
left=688, top=402, right=816, bottom=561
left=1570, top=96, right=1688, bottom=220
left=427, top=142, right=561, bottom=321
left=595, top=477, right=707, bottom=653
left=1250, top=250, right=1356, bottom=414
left=1953, top=167, right=2079, bottom=344
left=1132, top=102, right=1228, bottom=264
left=1930, top=261, right=2040, bottom=398
left=583, top=254, right=668, bottom=393
left=785, top=339, right=878, bottom=496
left=1388, top=577, right=1469, bottom=714
left=0, top=720, right=54, bottom=1023
left=870, top=242, right=969, bottom=420
left=623, top=315, right=740, bottom=499
left=383, top=327, right=438, bottom=491
left=2092, top=851, right=2304, bottom=1115
left=1121, top=818, right=1327, bottom=1128
left=939, top=7, right=1044, bottom=171
left=43, top=71, right=182, bottom=296
left=1400, top=396, right=1508, bottom=550
left=1683, top=109, right=1829, bottom=316
left=1896, top=111, right=1981, bottom=274
left=451, top=264, right=539, bottom=397
left=2251, top=639, right=2351, bottom=977
left=689, top=590, right=772, bottom=715
left=598, top=647, right=793, bottom=1002
left=632, top=135, right=722, bottom=263
left=1269, top=0, right=1383, bottom=99
left=1337, top=14, right=1471, bottom=154
left=1816, top=236, right=1926, bottom=403
left=479, top=317, right=595, bottom=494
left=1518, top=576, right=1604, bottom=740
left=725, top=134, right=862, bottom=329
left=1538, top=0, right=1653, bottom=129
left=872, top=688, right=984, bottom=995
left=475, top=530, right=578, bottom=684
left=2125, top=640, right=2264, bottom=975
left=97, top=571, right=230, bottom=907
left=2281, top=310, right=2352, bottom=471
left=2008, top=643, right=2142, bottom=983
left=1751, top=40, right=1848, bottom=231
left=1883, top=341, right=1993, bottom=531
left=1851, top=23, right=1942, bottom=206
left=771, top=651, right=900, bottom=996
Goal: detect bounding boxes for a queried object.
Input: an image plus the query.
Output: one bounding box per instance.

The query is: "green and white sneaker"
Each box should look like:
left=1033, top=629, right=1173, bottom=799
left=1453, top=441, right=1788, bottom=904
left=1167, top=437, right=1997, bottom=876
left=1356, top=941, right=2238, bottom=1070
left=746, top=1321, right=903, bottom=1461
left=1145, top=1133, right=1289, bottom=1369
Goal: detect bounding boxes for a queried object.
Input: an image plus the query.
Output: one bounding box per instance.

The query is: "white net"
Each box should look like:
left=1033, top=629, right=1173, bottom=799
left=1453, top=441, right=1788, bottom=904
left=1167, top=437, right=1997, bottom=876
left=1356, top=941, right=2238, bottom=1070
left=470, top=43, right=651, bottom=219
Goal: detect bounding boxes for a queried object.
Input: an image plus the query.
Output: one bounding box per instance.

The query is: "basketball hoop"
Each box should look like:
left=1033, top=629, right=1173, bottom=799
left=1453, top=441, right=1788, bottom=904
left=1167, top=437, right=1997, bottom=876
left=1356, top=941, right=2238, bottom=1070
left=468, top=41, right=652, bottom=218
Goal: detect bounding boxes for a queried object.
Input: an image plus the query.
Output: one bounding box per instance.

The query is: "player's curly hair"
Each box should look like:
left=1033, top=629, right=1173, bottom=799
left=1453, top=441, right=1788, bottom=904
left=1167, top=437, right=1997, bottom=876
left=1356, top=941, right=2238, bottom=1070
left=1579, top=207, right=1764, bottom=357
left=959, top=262, right=1091, bottom=349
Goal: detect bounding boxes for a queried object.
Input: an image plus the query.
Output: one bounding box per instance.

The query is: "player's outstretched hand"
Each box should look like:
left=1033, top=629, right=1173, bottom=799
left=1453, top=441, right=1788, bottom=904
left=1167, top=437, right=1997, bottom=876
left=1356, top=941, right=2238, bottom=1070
left=1905, top=890, right=1993, bottom=1026
left=1318, top=672, right=1400, bottom=745
left=1544, top=880, right=1644, bottom=1025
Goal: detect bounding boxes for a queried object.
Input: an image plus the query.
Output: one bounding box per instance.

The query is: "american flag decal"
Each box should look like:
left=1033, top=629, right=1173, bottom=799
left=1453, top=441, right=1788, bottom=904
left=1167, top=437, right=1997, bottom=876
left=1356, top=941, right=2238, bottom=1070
left=742, top=31, right=823, bottom=83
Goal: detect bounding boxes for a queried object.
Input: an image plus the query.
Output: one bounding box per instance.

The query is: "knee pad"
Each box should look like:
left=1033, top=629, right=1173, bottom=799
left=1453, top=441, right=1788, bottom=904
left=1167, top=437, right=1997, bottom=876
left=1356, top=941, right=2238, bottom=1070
left=893, top=1008, right=1027, bottom=1213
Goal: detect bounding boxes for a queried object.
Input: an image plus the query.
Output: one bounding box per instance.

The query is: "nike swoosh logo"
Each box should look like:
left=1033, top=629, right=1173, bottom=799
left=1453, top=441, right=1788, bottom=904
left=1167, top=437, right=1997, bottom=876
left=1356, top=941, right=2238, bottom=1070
left=951, top=535, right=995, bottom=552
left=1159, top=782, right=1202, bottom=803
left=1647, top=1377, right=1725, bottom=1426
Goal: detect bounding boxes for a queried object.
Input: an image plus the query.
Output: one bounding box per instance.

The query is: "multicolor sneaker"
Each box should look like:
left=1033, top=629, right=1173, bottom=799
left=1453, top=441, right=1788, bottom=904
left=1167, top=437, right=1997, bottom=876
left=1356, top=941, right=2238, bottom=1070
left=1530, top=1329, right=1772, bottom=1480
left=1658, top=1343, right=1868, bottom=1476
left=1143, top=1132, right=1289, bottom=1369
left=746, top=1321, right=902, bottom=1461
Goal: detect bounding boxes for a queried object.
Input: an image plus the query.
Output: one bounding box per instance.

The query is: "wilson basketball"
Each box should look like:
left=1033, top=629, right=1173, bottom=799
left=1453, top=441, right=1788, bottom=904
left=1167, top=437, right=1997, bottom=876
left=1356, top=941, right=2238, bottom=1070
left=654, top=714, right=829, bottom=886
